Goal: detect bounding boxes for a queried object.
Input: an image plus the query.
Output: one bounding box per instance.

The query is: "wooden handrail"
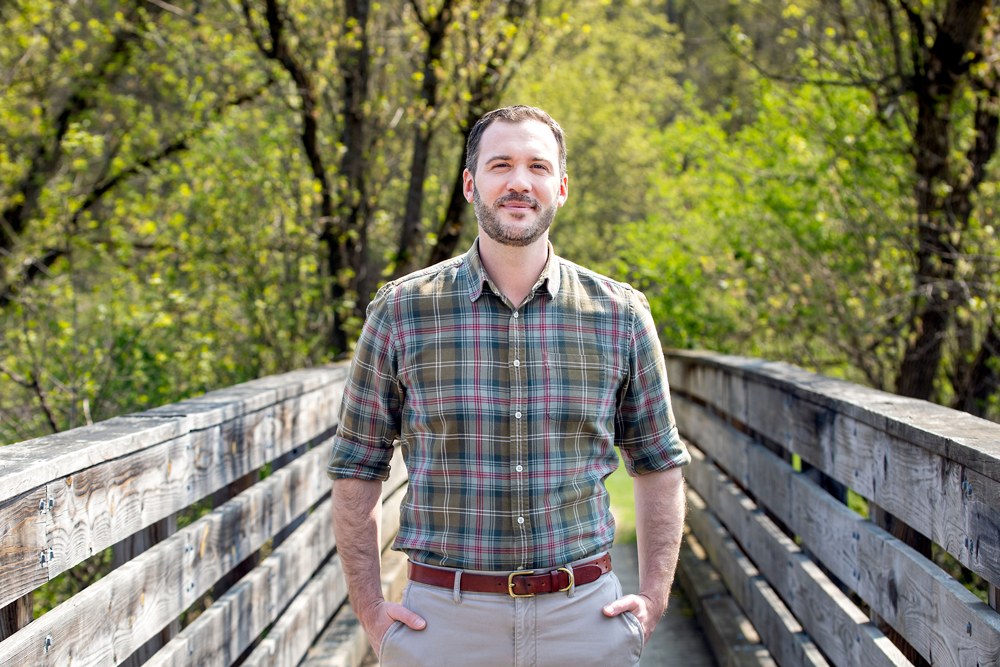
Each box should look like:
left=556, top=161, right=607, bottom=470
left=667, top=349, right=1000, bottom=667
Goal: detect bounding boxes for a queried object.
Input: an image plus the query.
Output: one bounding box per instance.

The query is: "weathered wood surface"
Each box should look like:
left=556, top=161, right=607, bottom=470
left=0, top=366, right=347, bottom=611
left=683, top=494, right=828, bottom=667
left=247, top=546, right=409, bottom=667
left=301, top=604, right=371, bottom=667
left=665, top=350, right=1000, bottom=485
left=0, top=366, right=347, bottom=505
left=145, top=464, right=406, bottom=667
left=143, top=448, right=404, bottom=667
left=0, top=436, right=343, bottom=667
left=676, top=394, right=1000, bottom=667
left=668, top=357, right=1000, bottom=593
left=685, top=445, right=911, bottom=667
left=112, top=515, right=179, bottom=667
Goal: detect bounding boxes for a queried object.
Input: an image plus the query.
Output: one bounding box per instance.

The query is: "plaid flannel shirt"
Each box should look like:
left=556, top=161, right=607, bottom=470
left=327, top=239, right=689, bottom=571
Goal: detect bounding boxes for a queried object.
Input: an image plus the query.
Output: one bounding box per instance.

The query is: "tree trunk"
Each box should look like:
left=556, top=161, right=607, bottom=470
left=427, top=143, right=472, bottom=266
left=327, top=0, right=373, bottom=347
left=392, top=0, right=454, bottom=280
left=894, top=0, right=992, bottom=400
left=953, top=322, right=1000, bottom=417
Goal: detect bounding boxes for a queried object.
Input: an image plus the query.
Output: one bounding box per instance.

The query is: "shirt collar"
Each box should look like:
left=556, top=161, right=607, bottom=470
left=464, top=237, right=561, bottom=303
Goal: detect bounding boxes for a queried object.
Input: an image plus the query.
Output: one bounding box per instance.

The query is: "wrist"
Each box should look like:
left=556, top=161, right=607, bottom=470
left=638, top=591, right=667, bottom=618
left=354, top=595, right=387, bottom=627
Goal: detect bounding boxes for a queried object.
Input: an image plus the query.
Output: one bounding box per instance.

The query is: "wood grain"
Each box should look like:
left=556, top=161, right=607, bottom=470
left=244, top=547, right=408, bottom=667
left=0, top=366, right=348, bottom=507
left=0, top=488, right=48, bottom=619
left=676, top=395, right=1000, bottom=667
left=0, top=373, right=347, bottom=610
left=141, top=447, right=404, bottom=667
left=665, top=350, right=1000, bottom=487
left=0, top=440, right=337, bottom=667
left=685, top=489, right=828, bottom=667
left=299, top=548, right=409, bottom=667
left=684, top=445, right=911, bottom=667
left=671, top=360, right=1000, bottom=589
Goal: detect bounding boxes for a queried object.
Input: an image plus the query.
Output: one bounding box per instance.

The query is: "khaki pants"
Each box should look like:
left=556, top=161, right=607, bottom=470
left=379, top=568, right=643, bottom=667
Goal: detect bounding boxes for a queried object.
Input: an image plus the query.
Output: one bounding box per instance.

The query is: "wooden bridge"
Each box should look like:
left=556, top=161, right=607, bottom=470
left=1, top=351, right=999, bottom=666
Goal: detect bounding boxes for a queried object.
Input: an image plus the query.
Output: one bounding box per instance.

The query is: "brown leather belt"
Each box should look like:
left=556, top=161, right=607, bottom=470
left=407, top=553, right=612, bottom=598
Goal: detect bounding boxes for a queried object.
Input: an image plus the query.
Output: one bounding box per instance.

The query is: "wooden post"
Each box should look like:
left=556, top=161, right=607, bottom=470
left=112, top=514, right=178, bottom=667
left=869, top=502, right=932, bottom=667
left=0, top=592, right=33, bottom=641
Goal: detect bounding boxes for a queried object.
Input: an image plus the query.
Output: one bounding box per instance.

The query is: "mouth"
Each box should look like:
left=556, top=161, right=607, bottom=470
left=496, top=196, right=538, bottom=212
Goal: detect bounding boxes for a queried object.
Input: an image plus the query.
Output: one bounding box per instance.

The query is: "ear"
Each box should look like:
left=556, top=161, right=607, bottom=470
left=557, top=172, right=568, bottom=207
left=463, top=169, right=475, bottom=203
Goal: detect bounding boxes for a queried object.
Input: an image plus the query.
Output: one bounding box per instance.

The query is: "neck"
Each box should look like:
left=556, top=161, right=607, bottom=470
left=477, top=232, right=549, bottom=307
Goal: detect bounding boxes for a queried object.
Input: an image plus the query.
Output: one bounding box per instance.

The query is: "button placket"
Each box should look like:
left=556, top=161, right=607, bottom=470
left=509, top=307, right=528, bottom=565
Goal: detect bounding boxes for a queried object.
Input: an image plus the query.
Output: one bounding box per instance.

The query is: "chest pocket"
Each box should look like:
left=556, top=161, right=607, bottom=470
left=544, top=353, right=606, bottom=423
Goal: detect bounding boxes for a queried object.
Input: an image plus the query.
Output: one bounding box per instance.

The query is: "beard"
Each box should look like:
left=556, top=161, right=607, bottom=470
left=473, top=187, right=557, bottom=248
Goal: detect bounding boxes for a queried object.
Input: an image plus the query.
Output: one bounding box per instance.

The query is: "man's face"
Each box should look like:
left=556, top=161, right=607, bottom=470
left=463, top=120, right=568, bottom=247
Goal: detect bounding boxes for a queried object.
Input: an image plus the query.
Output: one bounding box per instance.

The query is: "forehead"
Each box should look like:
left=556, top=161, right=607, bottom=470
left=478, top=120, right=560, bottom=166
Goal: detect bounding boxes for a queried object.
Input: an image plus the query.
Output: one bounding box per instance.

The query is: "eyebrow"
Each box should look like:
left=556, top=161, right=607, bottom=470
left=485, top=154, right=553, bottom=165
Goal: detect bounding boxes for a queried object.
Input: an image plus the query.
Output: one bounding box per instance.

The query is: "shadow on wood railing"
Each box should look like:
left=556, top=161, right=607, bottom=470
left=667, top=349, right=1000, bottom=667
left=0, top=361, right=409, bottom=667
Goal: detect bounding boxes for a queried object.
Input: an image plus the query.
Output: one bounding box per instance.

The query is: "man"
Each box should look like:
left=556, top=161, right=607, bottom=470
left=328, top=106, right=689, bottom=666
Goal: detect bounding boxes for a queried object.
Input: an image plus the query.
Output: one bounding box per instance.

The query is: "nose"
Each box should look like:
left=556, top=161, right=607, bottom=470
left=506, top=165, right=532, bottom=193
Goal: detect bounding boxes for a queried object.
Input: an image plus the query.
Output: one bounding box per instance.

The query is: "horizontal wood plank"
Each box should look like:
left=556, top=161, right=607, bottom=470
left=684, top=445, right=910, bottom=667
left=298, top=548, right=409, bottom=667
left=665, top=350, right=1000, bottom=487
left=677, top=396, right=1000, bottom=667
left=246, top=547, right=408, bottom=667
left=0, top=439, right=339, bottom=667
left=142, top=447, right=404, bottom=667
left=0, top=366, right=347, bottom=506
left=0, top=373, right=347, bottom=610
left=684, top=492, right=828, bottom=667
left=299, top=604, right=370, bottom=667
left=671, top=362, right=1000, bottom=592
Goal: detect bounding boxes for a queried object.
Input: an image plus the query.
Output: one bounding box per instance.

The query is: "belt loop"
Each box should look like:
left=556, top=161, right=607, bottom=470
left=453, top=570, right=463, bottom=604
left=565, top=563, right=575, bottom=598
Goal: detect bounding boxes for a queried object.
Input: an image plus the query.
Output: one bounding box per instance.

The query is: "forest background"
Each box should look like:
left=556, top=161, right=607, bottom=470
left=2, top=0, right=999, bottom=445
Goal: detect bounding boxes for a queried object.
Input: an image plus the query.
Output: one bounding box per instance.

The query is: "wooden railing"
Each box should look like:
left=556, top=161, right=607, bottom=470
left=4, top=351, right=1000, bottom=667
left=666, top=349, right=1000, bottom=667
left=0, top=361, right=409, bottom=667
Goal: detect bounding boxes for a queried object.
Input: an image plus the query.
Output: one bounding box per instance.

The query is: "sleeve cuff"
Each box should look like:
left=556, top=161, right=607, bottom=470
left=326, top=435, right=393, bottom=482
left=618, top=425, right=691, bottom=476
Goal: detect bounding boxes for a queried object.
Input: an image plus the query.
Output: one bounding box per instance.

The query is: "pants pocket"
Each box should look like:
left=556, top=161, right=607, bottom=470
left=623, top=609, right=645, bottom=656
left=378, top=621, right=403, bottom=664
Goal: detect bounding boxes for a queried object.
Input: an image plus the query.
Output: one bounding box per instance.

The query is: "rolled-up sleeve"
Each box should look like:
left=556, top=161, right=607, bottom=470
left=615, top=288, right=690, bottom=476
left=327, top=286, right=402, bottom=482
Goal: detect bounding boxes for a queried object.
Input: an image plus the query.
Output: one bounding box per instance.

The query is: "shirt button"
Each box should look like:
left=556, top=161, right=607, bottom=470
left=517, top=516, right=525, bottom=524
left=516, top=465, right=523, bottom=472
left=515, top=411, right=522, bottom=419
left=513, top=359, right=520, bottom=367
left=513, top=312, right=519, bottom=319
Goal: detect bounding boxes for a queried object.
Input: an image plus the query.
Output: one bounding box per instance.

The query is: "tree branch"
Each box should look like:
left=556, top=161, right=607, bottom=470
left=0, top=80, right=273, bottom=308
left=0, top=361, right=59, bottom=433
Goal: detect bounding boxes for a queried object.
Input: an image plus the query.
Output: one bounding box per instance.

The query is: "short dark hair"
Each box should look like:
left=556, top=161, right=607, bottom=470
left=466, top=106, right=567, bottom=177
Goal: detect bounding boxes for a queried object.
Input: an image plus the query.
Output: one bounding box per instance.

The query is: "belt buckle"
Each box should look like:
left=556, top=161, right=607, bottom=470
left=555, top=566, right=574, bottom=592
left=508, top=570, right=535, bottom=598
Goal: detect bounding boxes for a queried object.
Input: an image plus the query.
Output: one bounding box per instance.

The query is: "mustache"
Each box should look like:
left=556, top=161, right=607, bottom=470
left=493, top=193, right=539, bottom=209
